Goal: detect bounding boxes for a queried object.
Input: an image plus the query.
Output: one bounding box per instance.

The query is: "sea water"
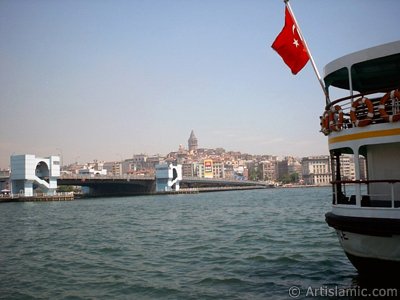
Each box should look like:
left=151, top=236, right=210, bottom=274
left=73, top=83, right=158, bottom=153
left=0, top=188, right=395, bottom=299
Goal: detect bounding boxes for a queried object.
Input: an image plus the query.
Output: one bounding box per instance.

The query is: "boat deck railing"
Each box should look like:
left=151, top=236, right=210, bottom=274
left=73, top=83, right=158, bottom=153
left=322, top=88, right=400, bottom=133
left=332, top=179, right=400, bottom=208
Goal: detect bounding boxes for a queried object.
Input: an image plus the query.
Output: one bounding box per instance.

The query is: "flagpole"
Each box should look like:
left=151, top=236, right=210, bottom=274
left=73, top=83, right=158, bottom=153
left=284, top=0, right=330, bottom=104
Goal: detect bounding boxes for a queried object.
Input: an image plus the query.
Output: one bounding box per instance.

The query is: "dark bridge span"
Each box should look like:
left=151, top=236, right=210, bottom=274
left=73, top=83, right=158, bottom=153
left=58, top=176, right=155, bottom=197
left=58, top=175, right=270, bottom=197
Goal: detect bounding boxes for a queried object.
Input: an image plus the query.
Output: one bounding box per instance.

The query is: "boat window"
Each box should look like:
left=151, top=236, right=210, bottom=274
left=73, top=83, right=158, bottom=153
left=350, top=53, right=400, bottom=93
left=324, top=53, right=400, bottom=100
left=324, top=67, right=349, bottom=91
left=330, top=149, right=369, bottom=205
left=324, top=67, right=352, bottom=101
left=359, top=146, right=367, bottom=158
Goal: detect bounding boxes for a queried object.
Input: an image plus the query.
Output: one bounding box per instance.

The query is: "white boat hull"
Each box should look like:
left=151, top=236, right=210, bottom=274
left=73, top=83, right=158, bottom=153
left=335, top=230, right=400, bottom=273
left=336, top=230, right=400, bottom=261
left=326, top=211, right=400, bottom=273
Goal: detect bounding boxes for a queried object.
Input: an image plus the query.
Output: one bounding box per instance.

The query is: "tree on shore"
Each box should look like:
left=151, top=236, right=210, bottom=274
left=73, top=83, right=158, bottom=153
left=279, top=172, right=299, bottom=184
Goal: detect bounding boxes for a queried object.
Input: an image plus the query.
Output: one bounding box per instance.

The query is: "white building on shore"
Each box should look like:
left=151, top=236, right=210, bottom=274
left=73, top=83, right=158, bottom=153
left=301, top=156, right=331, bottom=185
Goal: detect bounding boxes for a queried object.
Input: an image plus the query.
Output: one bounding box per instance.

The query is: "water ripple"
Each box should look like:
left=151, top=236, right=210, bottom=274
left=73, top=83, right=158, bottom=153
left=0, top=188, right=372, bottom=299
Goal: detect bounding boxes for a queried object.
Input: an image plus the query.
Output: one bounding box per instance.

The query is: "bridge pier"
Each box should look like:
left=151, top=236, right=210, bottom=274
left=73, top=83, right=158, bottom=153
left=155, top=164, right=182, bottom=192
left=11, top=154, right=60, bottom=196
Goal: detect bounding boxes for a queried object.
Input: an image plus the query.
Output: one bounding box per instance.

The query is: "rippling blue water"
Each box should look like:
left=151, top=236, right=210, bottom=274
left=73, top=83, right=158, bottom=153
left=0, top=188, right=377, bottom=299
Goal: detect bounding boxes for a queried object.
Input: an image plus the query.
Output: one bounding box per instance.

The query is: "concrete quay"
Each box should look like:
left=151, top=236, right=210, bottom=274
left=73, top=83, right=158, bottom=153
left=0, top=193, right=74, bottom=203
left=155, top=185, right=269, bottom=195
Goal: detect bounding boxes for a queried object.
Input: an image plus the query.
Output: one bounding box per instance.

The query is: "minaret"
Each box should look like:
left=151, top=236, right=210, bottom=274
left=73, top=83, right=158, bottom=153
left=188, top=130, right=198, bottom=153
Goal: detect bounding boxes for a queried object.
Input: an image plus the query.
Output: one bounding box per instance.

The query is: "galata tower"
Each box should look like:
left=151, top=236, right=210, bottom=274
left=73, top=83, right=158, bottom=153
left=188, top=130, right=198, bottom=153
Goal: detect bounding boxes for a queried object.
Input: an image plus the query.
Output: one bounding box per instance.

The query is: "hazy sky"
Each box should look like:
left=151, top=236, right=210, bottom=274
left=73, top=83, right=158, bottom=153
left=1, top=0, right=399, bottom=168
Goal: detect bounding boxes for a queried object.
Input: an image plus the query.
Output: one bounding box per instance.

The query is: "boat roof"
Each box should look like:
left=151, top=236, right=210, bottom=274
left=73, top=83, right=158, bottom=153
left=323, top=40, right=400, bottom=93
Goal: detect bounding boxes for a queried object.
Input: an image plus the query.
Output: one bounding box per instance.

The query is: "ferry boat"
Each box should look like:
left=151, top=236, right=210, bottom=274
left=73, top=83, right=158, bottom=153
left=322, top=40, right=400, bottom=274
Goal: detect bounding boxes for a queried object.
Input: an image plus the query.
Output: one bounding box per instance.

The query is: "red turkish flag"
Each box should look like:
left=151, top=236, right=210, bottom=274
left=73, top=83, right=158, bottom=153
left=272, top=7, right=309, bottom=75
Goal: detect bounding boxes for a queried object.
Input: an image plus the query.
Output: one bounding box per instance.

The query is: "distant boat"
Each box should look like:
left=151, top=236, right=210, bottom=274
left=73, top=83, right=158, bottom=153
left=321, top=41, right=400, bottom=275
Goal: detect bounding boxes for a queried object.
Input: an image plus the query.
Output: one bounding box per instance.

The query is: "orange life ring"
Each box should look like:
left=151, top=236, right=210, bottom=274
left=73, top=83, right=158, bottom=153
left=329, top=105, right=344, bottom=131
left=320, top=110, right=330, bottom=135
left=350, top=97, right=374, bottom=127
left=378, top=90, right=400, bottom=123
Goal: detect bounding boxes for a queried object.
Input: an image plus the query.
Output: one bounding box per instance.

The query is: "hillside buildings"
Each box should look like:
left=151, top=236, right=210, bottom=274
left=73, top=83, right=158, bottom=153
left=61, top=130, right=366, bottom=185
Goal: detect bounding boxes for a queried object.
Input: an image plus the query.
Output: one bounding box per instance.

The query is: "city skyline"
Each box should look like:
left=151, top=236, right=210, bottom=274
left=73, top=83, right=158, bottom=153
left=2, top=129, right=328, bottom=169
left=1, top=0, right=399, bottom=169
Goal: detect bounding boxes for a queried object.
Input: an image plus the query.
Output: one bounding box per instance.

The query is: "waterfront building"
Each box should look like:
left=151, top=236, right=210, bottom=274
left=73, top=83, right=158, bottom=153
left=359, top=156, right=367, bottom=180
left=260, top=160, right=277, bottom=182
left=338, top=155, right=355, bottom=181
left=300, top=155, right=365, bottom=185
left=182, top=162, right=196, bottom=177
left=246, top=161, right=262, bottom=181
left=195, top=159, right=224, bottom=179
left=287, top=157, right=302, bottom=180
left=103, top=161, right=122, bottom=176
left=188, top=130, right=198, bottom=153
left=121, top=159, right=136, bottom=174
left=202, top=159, right=213, bottom=178
left=212, top=160, right=225, bottom=178
left=78, top=168, right=107, bottom=176
left=79, top=160, right=107, bottom=176
left=132, top=154, right=147, bottom=165
left=301, top=156, right=331, bottom=185
left=234, top=165, right=245, bottom=176
left=62, top=163, right=85, bottom=175
left=338, top=154, right=367, bottom=181
left=224, top=164, right=235, bottom=180
left=146, top=155, right=165, bottom=168
left=277, top=159, right=289, bottom=180
left=122, top=155, right=164, bottom=175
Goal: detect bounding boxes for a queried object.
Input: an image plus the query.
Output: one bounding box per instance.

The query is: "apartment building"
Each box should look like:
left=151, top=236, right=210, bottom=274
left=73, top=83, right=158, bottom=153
left=302, top=156, right=331, bottom=185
